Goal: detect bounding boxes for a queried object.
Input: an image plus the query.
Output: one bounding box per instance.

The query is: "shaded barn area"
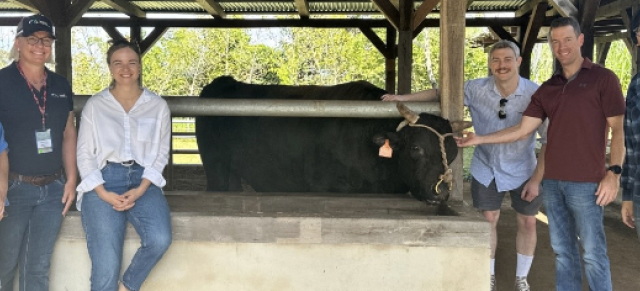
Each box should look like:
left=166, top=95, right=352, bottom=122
left=0, top=1, right=639, bottom=290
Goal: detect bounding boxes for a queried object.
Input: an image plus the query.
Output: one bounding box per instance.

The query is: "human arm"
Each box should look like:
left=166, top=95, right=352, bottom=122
left=521, top=144, right=546, bottom=202
left=127, top=98, right=171, bottom=205
left=61, top=112, right=77, bottom=216
left=0, top=150, right=7, bottom=221
left=456, top=116, right=543, bottom=147
left=381, top=89, right=439, bottom=102
left=595, top=115, right=624, bottom=207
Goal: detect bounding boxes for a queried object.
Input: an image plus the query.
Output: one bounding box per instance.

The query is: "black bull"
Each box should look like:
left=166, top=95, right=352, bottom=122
left=195, top=76, right=469, bottom=204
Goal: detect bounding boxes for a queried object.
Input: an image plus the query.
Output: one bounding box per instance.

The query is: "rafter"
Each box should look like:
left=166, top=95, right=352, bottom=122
left=515, top=0, right=537, bottom=17
left=101, top=0, right=146, bottom=18
left=8, top=0, right=38, bottom=13
left=293, top=0, right=310, bottom=19
left=489, top=26, right=518, bottom=44
left=359, top=27, right=391, bottom=58
left=66, top=0, right=96, bottom=27
left=596, top=0, right=636, bottom=20
left=195, top=0, right=227, bottom=18
left=522, top=0, right=546, bottom=56
left=548, top=0, right=578, bottom=18
left=413, top=0, right=440, bottom=31
left=140, top=26, right=168, bottom=55
left=102, top=25, right=124, bottom=41
left=371, top=0, right=400, bottom=30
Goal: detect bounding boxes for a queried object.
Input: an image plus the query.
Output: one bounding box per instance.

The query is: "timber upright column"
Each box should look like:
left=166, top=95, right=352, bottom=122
left=439, top=0, right=466, bottom=202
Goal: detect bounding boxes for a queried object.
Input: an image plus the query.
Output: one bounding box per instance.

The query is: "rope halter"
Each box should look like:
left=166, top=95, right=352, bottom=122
left=396, top=102, right=454, bottom=196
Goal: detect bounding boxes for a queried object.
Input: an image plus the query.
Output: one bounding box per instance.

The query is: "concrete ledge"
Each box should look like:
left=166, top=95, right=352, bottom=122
left=46, top=192, right=490, bottom=291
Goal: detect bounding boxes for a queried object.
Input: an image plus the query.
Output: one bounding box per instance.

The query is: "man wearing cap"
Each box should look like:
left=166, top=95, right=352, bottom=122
left=0, top=14, right=77, bottom=291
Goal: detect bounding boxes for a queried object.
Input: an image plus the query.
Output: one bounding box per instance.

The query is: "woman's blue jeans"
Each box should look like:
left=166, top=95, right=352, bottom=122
left=0, top=177, right=65, bottom=291
left=542, top=179, right=611, bottom=291
left=81, top=163, right=171, bottom=291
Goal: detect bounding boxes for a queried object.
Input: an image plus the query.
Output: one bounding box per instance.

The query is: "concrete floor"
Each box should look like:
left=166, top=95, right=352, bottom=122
left=468, top=182, right=640, bottom=291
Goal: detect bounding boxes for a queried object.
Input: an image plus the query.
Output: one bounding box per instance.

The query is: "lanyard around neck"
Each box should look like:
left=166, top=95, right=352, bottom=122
left=16, top=63, right=47, bottom=130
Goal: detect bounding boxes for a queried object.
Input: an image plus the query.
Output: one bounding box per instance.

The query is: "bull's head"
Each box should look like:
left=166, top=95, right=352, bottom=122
left=373, top=102, right=471, bottom=205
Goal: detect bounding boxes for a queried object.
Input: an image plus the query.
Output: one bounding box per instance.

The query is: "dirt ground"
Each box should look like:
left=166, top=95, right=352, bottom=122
left=469, top=182, right=640, bottom=291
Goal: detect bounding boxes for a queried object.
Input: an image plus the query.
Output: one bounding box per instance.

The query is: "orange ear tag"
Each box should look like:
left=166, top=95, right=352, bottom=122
left=379, top=139, right=393, bottom=158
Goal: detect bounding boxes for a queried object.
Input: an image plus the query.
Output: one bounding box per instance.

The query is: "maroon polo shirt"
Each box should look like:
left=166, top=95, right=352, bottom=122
left=523, top=58, right=625, bottom=182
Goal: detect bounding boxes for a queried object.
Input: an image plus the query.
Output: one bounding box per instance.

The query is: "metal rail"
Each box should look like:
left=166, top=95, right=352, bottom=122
left=74, top=96, right=442, bottom=118
left=74, top=95, right=442, bottom=189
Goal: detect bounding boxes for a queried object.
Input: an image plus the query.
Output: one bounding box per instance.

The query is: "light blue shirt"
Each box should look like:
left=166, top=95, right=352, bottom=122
left=464, top=76, right=547, bottom=192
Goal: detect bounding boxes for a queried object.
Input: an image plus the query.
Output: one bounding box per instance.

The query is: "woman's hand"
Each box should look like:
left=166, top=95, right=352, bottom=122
left=97, top=189, right=135, bottom=211
left=122, top=187, right=145, bottom=205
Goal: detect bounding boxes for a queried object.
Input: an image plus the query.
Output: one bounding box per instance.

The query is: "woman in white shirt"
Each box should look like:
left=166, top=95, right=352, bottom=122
left=76, top=39, right=172, bottom=291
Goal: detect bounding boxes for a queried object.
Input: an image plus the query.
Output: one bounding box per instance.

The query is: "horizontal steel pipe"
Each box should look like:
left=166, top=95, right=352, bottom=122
left=74, top=96, right=441, bottom=118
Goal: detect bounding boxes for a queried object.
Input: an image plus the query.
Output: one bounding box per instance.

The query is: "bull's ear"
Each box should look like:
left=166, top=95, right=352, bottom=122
left=372, top=134, right=387, bottom=147
left=450, top=120, right=473, bottom=133
left=372, top=133, right=402, bottom=150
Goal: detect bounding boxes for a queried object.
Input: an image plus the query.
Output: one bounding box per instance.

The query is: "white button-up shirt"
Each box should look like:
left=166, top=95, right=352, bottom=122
left=76, top=88, right=171, bottom=209
left=465, top=76, right=548, bottom=192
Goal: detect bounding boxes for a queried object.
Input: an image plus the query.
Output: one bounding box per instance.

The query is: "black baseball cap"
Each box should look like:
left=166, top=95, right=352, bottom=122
left=16, top=14, right=56, bottom=39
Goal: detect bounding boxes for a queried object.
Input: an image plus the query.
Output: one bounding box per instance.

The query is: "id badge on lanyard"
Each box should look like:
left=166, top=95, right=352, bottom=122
left=35, top=128, right=52, bottom=154
left=16, top=63, right=51, bottom=155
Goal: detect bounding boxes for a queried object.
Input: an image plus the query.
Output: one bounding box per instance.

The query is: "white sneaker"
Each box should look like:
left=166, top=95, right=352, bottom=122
left=491, top=275, right=497, bottom=291
left=514, top=276, right=530, bottom=291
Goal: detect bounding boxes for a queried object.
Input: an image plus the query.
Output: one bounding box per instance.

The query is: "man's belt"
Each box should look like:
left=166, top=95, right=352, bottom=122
left=9, top=169, right=63, bottom=186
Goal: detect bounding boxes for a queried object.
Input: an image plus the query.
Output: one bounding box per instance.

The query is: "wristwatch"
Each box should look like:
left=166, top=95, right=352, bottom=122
left=607, top=165, right=622, bottom=174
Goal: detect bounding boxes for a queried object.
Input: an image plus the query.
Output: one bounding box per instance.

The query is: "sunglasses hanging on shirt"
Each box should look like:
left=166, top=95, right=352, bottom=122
left=498, top=98, right=508, bottom=119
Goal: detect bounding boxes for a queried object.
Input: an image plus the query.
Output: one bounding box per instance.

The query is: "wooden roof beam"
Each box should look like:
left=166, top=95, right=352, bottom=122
left=293, top=0, right=310, bottom=20
left=8, top=0, right=38, bottom=13
left=371, top=0, right=400, bottom=30
left=102, top=25, right=125, bottom=41
left=66, top=0, right=96, bottom=27
left=28, top=0, right=66, bottom=25
left=579, top=0, right=602, bottom=60
left=359, top=27, right=392, bottom=58
left=596, top=0, right=636, bottom=19
left=521, top=0, right=547, bottom=56
left=548, top=0, right=578, bottom=18
left=102, top=0, right=146, bottom=18
left=515, top=0, right=537, bottom=17
left=195, top=0, right=227, bottom=19
left=489, top=26, right=518, bottom=45
left=413, top=0, right=440, bottom=32
left=139, top=26, right=168, bottom=55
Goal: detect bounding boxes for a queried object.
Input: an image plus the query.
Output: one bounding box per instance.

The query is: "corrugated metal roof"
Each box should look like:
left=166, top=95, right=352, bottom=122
left=0, top=0, right=537, bottom=15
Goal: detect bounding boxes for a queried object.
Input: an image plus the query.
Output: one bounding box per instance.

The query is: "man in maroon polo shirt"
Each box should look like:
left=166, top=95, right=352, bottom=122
left=456, top=17, right=625, bottom=291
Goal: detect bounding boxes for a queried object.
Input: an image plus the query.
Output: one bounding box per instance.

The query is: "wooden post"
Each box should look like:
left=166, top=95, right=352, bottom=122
left=439, top=0, right=466, bottom=202
left=578, top=0, right=601, bottom=61
left=55, top=25, right=73, bottom=85
left=397, top=0, right=413, bottom=94
left=385, top=27, right=397, bottom=93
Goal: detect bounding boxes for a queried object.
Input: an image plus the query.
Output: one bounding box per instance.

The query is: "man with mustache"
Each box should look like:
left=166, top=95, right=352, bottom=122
left=382, top=40, right=547, bottom=291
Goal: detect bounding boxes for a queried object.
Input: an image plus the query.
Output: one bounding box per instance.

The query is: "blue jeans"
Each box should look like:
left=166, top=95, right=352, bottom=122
left=542, top=179, right=611, bottom=291
left=0, top=177, right=65, bottom=291
left=81, top=163, right=171, bottom=291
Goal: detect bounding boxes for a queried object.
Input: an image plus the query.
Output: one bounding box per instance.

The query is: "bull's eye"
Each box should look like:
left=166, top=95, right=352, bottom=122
left=411, top=145, right=420, bottom=152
